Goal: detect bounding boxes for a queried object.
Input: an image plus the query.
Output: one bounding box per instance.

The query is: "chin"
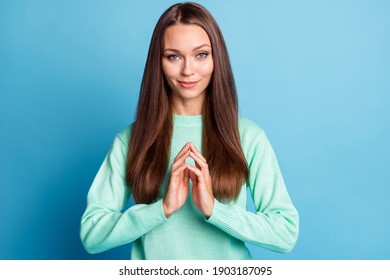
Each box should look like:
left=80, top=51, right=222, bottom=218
left=178, top=90, right=205, bottom=99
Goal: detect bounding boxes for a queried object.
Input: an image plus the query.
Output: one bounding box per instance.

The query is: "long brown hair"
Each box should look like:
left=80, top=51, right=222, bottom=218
left=126, top=2, right=249, bottom=204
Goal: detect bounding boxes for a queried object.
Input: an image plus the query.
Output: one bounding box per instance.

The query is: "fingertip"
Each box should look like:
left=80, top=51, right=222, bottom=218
left=190, top=142, right=198, bottom=151
left=187, top=164, right=194, bottom=171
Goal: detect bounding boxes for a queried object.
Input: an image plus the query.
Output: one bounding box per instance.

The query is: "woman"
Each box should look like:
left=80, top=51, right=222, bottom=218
left=80, top=2, right=299, bottom=260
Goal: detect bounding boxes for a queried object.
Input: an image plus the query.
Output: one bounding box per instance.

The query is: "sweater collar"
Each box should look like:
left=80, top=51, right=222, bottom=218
left=173, top=114, right=203, bottom=127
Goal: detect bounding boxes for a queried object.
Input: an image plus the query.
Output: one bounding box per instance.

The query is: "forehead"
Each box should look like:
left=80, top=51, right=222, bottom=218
left=163, top=24, right=211, bottom=49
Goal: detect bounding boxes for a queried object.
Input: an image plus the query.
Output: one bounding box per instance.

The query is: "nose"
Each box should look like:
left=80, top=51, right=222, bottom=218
left=180, top=58, right=194, bottom=76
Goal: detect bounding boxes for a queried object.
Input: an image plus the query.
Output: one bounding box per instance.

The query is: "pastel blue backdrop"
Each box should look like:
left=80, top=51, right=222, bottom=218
left=1, top=0, right=389, bottom=259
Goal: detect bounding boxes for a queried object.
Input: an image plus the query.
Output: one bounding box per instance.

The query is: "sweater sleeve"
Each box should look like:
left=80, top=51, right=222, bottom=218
left=80, top=132, right=169, bottom=254
left=206, top=122, right=299, bottom=253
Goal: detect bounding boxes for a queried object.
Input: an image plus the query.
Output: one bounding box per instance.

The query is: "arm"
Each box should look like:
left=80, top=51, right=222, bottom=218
left=80, top=134, right=169, bottom=254
left=206, top=126, right=299, bottom=253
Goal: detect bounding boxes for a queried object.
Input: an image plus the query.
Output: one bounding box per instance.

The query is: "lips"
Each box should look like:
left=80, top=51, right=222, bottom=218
left=178, top=81, right=198, bottom=89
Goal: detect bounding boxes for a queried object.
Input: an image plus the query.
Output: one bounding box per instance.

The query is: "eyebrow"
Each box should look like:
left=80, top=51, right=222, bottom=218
left=163, top=44, right=211, bottom=53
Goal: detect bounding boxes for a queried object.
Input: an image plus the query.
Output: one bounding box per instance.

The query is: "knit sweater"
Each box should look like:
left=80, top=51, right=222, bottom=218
left=80, top=115, right=299, bottom=259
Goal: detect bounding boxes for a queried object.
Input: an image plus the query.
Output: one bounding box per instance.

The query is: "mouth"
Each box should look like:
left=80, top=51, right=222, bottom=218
left=178, top=80, right=199, bottom=89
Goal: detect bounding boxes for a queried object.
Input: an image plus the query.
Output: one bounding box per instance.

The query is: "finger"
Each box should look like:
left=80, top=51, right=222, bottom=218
left=171, top=161, right=188, bottom=178
left=189, top=168, right=197, bottom=182
left=189, top=144, right=207, bottom=170
left=174, top=142, right=190, bottom=161
left=187, top=164, right=205, bottom=184
left=183, top=166, right=190, bottom=180
left=171, top=149, right=190, bottom=171
left=189, top=143, right=207, bottom=162
left=189, top=151, right=209, bottom=174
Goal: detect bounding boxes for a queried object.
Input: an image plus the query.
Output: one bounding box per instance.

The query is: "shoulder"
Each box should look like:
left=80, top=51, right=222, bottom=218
left=115, top=124, right=133, bottom=147
left=238, top=116, right=266, bottom=139
left=238, top=116, right=272, bottom=157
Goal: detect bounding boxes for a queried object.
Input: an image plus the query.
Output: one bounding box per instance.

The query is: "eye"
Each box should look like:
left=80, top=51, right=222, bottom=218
left=167, top=54, right=180, bottom=61
left=196, top=52, right=208, bottom=59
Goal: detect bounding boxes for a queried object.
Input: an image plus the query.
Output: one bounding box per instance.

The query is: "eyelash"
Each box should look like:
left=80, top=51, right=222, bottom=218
left=166, top=52, right=209, bottom=61
left=196, top=52, right=208, bottom=59
left=167, top=54, right=180, bottom=61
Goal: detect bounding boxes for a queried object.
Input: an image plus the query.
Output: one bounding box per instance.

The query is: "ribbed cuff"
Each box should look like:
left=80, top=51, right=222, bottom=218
left=137, top=199, right=170, bottom=231
left=206, top=199, right=239, bottom=234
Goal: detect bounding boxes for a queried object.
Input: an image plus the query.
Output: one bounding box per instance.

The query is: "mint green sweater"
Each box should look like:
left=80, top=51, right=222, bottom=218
left=80, top=115, right=299, bottom=259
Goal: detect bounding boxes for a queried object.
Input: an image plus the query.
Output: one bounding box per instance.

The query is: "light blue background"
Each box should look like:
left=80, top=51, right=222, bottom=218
left=1, top=0, right=389, bottom=259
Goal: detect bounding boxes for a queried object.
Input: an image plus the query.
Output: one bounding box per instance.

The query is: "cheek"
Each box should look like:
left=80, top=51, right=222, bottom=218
left=198, top=60, right=214, bottom=77
left=162, top=62, right=177, bottom=79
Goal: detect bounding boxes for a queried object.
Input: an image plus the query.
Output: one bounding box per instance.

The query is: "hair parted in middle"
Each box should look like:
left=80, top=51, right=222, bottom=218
left=126, top=2, right=249, bottom=204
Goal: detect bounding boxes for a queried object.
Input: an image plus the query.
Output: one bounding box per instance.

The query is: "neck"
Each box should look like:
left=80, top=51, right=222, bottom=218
left=170, top=93, right=204, bottom=115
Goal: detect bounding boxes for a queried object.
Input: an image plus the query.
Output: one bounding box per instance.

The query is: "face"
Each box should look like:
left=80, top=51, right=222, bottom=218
left=162, top=24, right=214, bottom=113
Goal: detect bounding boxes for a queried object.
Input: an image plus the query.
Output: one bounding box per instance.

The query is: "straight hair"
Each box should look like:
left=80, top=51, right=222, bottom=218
left=126, top=2, right=249, bottom=204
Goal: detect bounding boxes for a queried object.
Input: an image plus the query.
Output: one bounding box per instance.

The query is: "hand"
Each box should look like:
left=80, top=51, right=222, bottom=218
left=187, top=143, right=214, bottom=218
left=162, top=143, right=191, bottom=217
